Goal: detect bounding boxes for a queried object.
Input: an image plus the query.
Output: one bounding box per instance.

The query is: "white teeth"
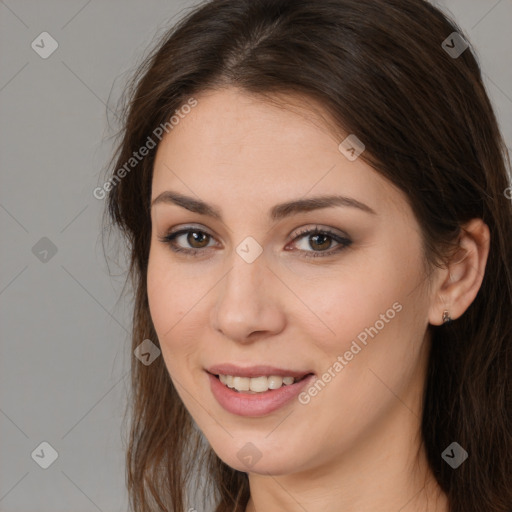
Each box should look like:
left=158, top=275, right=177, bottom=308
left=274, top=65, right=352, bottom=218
left=232, top=376, right=250, bottom=391
left=249, top=376, right=268, bottom=392
left=218, top=374, right=300, bottom=393
left=267, top=376, right=283, bottom=389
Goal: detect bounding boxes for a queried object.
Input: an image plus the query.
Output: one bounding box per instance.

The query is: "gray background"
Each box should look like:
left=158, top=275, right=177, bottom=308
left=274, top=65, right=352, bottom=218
left=0, top=1, right=511, bottom=511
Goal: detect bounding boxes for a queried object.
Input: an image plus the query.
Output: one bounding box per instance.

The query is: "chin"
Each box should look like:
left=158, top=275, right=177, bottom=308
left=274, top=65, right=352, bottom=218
left=207, top=437, right=307, bottom=476
left=228, top=455, right=301, bottom=476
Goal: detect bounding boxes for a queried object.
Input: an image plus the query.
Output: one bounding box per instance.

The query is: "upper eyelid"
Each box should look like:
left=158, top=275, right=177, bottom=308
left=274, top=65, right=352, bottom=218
left=165, top=223, right=348, bottom=238
left=164, top=224, right=350, bottom=248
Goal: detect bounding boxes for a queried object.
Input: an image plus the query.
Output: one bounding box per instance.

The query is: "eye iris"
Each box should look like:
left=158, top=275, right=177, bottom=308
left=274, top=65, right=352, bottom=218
left=310, top=233, right=331, bottom=251
left=188, top=231, right=209, bottom=248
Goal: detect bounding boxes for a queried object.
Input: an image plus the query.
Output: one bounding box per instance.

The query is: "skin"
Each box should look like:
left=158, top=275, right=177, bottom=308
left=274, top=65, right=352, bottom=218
left=147, top=87, right=490, bottom=512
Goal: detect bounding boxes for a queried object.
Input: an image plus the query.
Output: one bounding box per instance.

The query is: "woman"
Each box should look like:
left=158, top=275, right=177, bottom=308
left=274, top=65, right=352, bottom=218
left=104, top=0, right=512, bottom=510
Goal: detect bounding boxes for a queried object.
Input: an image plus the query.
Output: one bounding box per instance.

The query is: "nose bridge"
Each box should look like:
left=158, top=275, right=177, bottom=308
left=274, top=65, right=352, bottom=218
left=211, top=245, right=284, bottom=341
left=219, top=249, right=267, bottom=316
left=222, top=230, right=269, bottom=300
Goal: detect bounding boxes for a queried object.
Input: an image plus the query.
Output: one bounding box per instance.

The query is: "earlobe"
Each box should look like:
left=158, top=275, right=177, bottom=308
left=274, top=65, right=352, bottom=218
left=428, top=218, right=490, bottom=326
left=442, top=310, right=452, bottom=324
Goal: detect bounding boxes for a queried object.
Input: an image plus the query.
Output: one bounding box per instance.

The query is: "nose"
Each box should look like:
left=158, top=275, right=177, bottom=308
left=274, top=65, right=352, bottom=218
left=210, top=252, right=286, bottom=343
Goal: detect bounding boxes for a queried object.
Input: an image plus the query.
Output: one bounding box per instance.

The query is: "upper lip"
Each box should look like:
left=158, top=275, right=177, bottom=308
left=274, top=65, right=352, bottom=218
left=206, top=364, right=314, bottom=379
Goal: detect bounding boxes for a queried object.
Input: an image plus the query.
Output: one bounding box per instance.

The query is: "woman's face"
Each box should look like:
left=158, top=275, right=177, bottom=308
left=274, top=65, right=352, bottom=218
left=148, top=87, right=437, bottom=475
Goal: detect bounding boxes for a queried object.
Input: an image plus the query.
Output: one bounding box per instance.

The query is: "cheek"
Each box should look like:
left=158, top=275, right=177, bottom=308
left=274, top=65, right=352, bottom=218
left=147, top=252, right=172, bottom=333
left=146, top=247, right=210, bottom=383
left=302, top=260, right=428, bottom=426
left=301, top=245, right=426, bottom=387
left=147, top=250, right=189, bottom=362
left=289, top=255, right=405, bottom=349
left=147, top=247, right=195, bottom=334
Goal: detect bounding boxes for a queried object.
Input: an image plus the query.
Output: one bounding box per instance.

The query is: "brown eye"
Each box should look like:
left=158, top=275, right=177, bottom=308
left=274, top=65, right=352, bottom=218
left=159, top=225, right=352, bottom=259
left=159, top=227, right=217, bottom=256
left=289, top=226, right=352, bottom=258
left=187, top=231, right=210, bottom=248
left=308, top=233, right=333, bottom=251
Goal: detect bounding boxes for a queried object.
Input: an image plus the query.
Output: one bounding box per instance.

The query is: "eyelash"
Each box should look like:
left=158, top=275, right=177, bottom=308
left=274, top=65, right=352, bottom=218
left=158, top=225, right=352, bottom=259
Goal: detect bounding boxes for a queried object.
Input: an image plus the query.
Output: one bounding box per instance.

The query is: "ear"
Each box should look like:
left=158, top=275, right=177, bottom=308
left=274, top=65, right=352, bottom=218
left=428, top=218, right=490, bottom=326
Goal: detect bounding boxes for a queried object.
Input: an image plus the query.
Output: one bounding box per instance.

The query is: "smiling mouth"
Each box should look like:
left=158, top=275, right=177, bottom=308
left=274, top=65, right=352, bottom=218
left=212, top=373, right=312, bottom=393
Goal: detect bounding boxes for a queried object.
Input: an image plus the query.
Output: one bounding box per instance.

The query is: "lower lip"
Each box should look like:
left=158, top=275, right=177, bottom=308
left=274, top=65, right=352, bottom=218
left=207, top=372, right=315, bottom=417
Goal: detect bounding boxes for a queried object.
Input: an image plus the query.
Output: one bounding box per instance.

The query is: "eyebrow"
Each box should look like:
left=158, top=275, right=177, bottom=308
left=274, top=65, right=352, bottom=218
left=150, top=190, right=377, bottom=220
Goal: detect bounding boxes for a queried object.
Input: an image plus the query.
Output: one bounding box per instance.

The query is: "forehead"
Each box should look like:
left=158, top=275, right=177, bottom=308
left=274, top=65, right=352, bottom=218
left=151, top=87, right=403, bottom=219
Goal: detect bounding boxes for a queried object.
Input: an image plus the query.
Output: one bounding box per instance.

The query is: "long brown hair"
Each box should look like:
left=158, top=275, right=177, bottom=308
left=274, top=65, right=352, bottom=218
left=103, top=1, right=512, bottom=510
